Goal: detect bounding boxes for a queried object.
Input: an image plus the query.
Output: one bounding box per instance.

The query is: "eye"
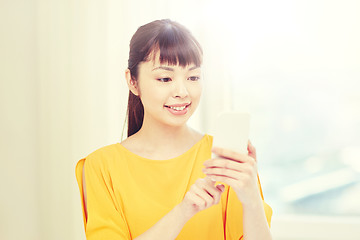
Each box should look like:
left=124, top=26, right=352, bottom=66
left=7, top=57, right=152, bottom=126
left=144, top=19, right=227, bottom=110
left=188, top=76, right=200, bottom=81
left=157, top=77, right=172, bottom=82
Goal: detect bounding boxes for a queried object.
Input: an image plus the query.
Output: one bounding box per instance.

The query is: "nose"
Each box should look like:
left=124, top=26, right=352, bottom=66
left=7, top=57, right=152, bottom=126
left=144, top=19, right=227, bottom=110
left=173, top=79, right=189, bottom=98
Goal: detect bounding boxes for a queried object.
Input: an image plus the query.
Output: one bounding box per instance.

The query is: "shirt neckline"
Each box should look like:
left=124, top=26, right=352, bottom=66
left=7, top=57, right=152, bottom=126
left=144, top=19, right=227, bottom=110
left=117, top=134, right=209, bottom=163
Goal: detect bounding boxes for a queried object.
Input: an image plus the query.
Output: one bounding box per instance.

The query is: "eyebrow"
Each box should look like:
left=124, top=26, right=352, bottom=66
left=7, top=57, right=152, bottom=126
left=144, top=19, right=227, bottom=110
left=151, top=66, right=200, bottom=72
left=152, top=66, right=174, bottom=72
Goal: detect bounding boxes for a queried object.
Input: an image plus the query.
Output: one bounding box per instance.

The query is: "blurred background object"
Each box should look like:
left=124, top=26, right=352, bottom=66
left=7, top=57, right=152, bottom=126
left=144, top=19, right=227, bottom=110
left=1, top=0, right=359, bottom=239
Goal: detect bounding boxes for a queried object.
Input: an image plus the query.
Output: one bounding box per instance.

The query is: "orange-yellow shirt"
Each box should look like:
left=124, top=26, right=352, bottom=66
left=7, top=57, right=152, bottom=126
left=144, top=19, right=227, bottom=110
left=75, top=134, right=272, bottom=239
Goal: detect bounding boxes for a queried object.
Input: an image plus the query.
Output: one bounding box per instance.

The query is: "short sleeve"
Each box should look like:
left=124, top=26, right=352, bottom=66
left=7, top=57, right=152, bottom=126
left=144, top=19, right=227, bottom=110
left=75, top=154, right=131, bottom=240
left=256, top=174, right=273, bottom=227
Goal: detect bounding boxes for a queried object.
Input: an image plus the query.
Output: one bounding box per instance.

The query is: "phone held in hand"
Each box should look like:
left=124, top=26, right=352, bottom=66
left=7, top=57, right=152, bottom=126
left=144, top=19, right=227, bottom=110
left=210, top=112, right=250, bottom=156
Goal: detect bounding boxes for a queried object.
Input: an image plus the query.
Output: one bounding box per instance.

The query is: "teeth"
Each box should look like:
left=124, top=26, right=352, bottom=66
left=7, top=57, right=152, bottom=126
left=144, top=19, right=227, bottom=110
left=170, top=105, right=186, bottom=111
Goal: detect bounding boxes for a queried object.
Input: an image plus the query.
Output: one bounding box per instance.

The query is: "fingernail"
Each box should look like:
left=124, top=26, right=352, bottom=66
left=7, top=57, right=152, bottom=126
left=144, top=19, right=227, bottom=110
left=217, top=184, right=225, bottom=192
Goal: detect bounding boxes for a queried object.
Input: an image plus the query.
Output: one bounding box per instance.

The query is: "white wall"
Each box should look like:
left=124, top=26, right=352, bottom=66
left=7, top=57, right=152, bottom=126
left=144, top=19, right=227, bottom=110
left=0, top=0, right=122, bottom=239
left=0, top=0, right=40, bottom=239
left=36, top=1, right=129, bottom=239
left=0, top=2, right=209, bottom=239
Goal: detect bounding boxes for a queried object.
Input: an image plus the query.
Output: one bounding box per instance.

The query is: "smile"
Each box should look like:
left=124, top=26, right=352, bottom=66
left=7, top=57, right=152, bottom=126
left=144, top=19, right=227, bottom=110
left=164, top=103, right=191, bottom=115
left=169, top=105, right=186, bottom=111
left=165, top=103, right=191, bottom=110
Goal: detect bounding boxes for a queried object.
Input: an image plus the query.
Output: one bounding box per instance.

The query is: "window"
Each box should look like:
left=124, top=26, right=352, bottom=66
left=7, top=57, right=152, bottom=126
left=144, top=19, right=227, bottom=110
left=195, top=0, right=360, bottom=239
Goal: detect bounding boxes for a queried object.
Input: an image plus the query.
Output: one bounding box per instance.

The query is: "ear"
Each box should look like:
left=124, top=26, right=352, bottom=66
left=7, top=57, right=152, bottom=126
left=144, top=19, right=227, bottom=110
left=125, top=69, right=139, bottom=96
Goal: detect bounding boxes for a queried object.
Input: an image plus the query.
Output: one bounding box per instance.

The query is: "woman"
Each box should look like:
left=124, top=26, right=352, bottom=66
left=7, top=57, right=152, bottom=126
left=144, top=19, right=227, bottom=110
left=76, top=19, right=273, bottom=240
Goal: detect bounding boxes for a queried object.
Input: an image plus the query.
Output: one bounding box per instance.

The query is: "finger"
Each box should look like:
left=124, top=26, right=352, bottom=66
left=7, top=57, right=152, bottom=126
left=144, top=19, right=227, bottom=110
left=204, top=175, right=216, bottom=184
left=208, top=175, right=240, bottom=190
left=198, top=178, right=219, bottom=197
left=203, top=167, right=240, bottom=180
left=247, top=140, right=257, bottom=161
left=198, top=178, right=224, bottom=205
left=216, top=184, right=225, bottom=192
left=192, top=182, right=215, bottom=206
left=214, top=184, right=225, bottom=204
left=203, top=158, right=244, bottom=172
left=202, top=178, right=224, bottom=204
left=186, top=191, right=207, bottom=210
left=204, top=160, right=256, bottom=175
left=212, top=147, right=253, bottom=163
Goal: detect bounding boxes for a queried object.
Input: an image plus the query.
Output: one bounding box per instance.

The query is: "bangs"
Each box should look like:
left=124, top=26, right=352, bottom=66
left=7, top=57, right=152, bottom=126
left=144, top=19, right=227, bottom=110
left=145, top=24, right=203, bottom=67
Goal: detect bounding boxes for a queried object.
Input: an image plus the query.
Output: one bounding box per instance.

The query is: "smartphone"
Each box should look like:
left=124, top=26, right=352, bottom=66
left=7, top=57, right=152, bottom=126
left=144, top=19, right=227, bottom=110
left=210, top=112, right=250, bottom=155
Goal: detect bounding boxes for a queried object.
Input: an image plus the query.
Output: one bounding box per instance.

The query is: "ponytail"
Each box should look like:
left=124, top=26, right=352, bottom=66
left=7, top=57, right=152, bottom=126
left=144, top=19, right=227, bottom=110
left=127, top=91, right=144, bottom=137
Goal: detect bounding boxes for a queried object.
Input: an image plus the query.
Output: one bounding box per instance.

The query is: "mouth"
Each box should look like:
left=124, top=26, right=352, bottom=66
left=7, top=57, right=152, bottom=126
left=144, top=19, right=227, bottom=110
left=164, top=103, right=191, bottom=112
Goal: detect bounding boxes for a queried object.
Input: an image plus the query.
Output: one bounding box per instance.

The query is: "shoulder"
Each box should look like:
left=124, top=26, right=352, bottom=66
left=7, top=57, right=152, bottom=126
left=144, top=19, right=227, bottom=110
left=203, top=133, right=213, bottom=143
left=84, top=143, right=122, bottom=169
left=201, top=133, right=213, bottom=147
left=88, top=143, right=120, bottom=157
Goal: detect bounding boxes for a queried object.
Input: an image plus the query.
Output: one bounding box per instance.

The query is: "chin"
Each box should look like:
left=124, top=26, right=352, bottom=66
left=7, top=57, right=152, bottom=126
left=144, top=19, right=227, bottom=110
left=162, top=115, right=192, bottom=128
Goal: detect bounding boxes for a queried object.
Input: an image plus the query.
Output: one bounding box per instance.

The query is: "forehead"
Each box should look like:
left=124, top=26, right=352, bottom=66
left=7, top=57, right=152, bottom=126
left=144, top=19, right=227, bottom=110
left=143, top=51, right=199, bottom=70
left=140, top=61, right=200, bottom=73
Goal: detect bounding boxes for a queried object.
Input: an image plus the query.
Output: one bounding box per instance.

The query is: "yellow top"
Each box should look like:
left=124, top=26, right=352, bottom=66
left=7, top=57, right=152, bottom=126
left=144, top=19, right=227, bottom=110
left=75, top=134, right=272, bottom=240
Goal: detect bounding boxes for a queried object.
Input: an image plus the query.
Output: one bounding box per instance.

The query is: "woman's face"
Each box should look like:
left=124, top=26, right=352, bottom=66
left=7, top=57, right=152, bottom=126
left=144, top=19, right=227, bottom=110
left=134, top=54, right=202, bottom=128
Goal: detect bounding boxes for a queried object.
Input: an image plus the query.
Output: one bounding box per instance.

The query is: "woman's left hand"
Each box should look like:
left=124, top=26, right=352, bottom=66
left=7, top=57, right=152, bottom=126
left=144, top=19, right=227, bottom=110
left=202, top=141, right=261, bottom=206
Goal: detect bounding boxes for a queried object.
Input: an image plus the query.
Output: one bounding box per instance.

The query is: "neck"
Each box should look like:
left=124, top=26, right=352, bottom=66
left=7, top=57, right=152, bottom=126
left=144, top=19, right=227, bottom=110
left=133, top=113, right=201, bottom=158
left=123, top=113, right=204, bottom=160
left=138, top=119, right=192, bottom=147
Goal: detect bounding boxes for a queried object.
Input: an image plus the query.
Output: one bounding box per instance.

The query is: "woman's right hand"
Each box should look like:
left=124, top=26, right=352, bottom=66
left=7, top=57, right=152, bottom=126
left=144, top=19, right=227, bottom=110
left=178, top=177, right=225, bottom=220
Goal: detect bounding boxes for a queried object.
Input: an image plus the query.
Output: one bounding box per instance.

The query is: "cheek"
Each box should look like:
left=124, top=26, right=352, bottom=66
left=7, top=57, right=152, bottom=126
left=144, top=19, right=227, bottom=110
left=138, top=84, right=166, bottom=106
left=189, top=83, right=203, bottom=101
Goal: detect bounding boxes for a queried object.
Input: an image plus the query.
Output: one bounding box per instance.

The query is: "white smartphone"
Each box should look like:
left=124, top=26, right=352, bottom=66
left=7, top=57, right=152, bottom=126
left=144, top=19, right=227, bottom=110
left=210, top=112, right=250, bottom=155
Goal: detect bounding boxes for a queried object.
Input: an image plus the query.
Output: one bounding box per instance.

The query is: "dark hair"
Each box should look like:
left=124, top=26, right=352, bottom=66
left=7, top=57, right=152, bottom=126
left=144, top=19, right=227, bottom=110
left=126, top=19, right=203, bottom=137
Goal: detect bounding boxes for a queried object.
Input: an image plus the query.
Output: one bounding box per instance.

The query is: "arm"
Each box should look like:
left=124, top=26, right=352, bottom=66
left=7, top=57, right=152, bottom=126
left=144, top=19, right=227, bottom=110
left=241, top=142, right=272, bottom=240
left=203, top=142, right=272, bottom=240
left=135, top=177, right=225, bottom=240
left=133, top=204, right=188, bottom=240
left=82, top=161, right=224, bottom=240
left=242, top=197, right=272, bottom=240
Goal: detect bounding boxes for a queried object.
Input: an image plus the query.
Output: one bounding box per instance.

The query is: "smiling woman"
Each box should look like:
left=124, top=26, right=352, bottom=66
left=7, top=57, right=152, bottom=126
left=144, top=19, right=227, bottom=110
left=125, top=19, right=203, bottom=137
left=75, top=19, right=272, bottom=240
left=126, top=56, right=202, bottom=128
